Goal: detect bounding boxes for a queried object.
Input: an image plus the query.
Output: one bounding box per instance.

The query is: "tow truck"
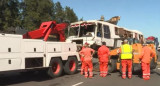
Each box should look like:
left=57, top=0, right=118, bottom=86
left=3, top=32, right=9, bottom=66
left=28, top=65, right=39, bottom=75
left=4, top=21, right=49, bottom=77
left=0, top=21, right=80, bottom=78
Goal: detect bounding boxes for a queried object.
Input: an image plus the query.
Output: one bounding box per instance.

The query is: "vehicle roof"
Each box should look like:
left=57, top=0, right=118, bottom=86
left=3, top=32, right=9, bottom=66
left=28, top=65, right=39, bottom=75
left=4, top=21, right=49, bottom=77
left=70, top=20, right=143, bottom=35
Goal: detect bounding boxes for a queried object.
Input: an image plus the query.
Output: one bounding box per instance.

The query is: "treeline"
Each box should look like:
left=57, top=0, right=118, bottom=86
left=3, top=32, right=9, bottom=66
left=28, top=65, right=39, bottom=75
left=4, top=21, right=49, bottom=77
left=0, top=0, right=78, bottom=32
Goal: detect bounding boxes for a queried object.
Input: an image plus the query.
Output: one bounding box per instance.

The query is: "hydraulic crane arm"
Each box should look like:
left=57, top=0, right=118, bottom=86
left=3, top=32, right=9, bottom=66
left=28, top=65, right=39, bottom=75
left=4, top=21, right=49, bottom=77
left=23, top=21, right=68, bottom=41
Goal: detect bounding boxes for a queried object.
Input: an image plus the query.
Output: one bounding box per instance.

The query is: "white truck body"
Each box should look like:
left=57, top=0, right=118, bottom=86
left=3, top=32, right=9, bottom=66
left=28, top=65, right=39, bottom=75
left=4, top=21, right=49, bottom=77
left=0, top=33, right=80, bottom=72
left=66, top=20, right=143, bottom=48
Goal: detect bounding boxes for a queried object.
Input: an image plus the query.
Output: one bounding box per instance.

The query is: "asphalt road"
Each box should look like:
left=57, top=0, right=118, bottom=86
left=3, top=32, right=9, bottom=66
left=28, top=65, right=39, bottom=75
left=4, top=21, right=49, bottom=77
left=0, top=63, right=160, bottom=86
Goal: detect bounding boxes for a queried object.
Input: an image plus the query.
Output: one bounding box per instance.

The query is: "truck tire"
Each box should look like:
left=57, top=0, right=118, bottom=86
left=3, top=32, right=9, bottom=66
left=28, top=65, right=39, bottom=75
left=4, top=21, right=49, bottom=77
left=108, top=59, right=117, bottom=73
left=150, top=57, right=157, bottom=69
left=48, top=58, right=63, bottom=78
left=64, top=57, right=78, bottom=75
left=132, top=63, right=141, bottom=73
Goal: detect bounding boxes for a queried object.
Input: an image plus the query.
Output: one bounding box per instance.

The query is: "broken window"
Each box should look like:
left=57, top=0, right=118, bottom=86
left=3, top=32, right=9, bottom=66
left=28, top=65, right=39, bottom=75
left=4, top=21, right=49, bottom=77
left=103, top=25, right=110, bottom=38
left=69, top=27, right=79, bottom=36
left=115, top=27, right=119, bottom=35
left=97, top=23, right=102, bottom=37
left=79, top=24, right=95, bottom=37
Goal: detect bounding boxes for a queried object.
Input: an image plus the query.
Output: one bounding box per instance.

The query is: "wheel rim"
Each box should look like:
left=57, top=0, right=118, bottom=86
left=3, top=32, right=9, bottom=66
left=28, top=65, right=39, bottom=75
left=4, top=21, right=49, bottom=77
left=69, top=60, right=76, bottom=72
left=52, top=62, right=60, bottom=74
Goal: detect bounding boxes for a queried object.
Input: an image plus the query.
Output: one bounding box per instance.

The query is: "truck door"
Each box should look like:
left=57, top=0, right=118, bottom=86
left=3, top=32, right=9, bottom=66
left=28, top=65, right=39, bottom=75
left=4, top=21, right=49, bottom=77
left=95, top=23, right=103, bottom=45
left=102, top=25, right=114, bottom=47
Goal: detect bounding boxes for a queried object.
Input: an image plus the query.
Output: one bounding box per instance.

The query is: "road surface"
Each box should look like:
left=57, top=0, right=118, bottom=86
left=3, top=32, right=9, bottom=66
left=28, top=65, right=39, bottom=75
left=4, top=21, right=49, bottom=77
left=0, top=62, right=160, bottom=86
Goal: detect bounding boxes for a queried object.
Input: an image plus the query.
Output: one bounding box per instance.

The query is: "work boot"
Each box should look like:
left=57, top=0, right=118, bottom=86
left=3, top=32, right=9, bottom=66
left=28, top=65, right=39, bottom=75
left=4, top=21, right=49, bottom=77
left=89, top=72, right=93, bottom=78
left=102, top=73, right=107, bottom=77
left=122, top=76, right=126, bottom=79
left=146, top=76, right=150, bottom=80
left=100, top=73, right=103, bottom=77
left=128, top=75, right=132, bottom=79
left=143, top=78, right=149, bottom=80
left=81, top=72, right=84, bottom=75
left=128, top=76, right=132, bottom=79
left=84, top=72, right=88, bottom=78
left=89, top=76, right=93, bottom=78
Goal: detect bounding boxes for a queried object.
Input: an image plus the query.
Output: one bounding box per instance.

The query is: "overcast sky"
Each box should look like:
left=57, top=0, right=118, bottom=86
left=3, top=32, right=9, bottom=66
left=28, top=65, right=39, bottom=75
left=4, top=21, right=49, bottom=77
left=53, top=0, right=160, bottom=40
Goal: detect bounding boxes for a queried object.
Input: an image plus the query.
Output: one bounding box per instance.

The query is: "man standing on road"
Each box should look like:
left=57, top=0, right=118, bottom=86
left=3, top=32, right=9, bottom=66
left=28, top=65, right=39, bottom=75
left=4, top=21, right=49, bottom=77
left=140, top=44, right=155, bottom=80
left=98, top=42, right=110, bottom=77
left=79, top=43, right=95, bottom=78
left=119, top=39, right=133, bottom=79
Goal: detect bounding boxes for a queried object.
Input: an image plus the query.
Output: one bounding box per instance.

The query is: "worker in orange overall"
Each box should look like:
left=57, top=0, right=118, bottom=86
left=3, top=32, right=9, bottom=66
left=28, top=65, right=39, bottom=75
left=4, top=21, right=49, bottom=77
left=140, top=44, right=155, bottom=80
left=80, top=46, right=85, bottom=75
left=98, top=42, right=110, bottom=77
left=79, top=43, right=95, bottom=78
left=119, top=39, right=133, bottom=79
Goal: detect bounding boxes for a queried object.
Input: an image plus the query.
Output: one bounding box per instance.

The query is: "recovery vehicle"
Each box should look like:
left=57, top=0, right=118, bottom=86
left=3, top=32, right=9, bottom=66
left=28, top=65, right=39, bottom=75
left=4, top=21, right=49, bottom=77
left=0, top=21, right=80, bottom=78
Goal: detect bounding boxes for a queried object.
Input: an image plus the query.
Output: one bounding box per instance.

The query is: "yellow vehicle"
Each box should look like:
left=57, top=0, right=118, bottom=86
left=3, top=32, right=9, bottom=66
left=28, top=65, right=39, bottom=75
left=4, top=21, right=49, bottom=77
left=109, top=43, right=158, bottom=73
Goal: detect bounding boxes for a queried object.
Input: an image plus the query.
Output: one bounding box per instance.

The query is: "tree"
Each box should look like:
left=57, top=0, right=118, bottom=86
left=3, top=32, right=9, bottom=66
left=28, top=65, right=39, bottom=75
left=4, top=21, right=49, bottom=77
left=0, top=0, right=20, bottom=32
left=79, top=17, right=83, bottom=21
left=54, top=2, right=65, bottom=23
left=64, top=6, right=78, bottom=23
left=22, top=0, right=54, bottom=31
left=0, top=0, right=79, bottom=33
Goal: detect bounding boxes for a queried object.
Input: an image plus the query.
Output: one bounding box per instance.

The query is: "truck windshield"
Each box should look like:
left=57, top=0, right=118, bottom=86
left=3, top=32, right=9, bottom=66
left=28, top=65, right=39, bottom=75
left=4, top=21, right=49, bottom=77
left=79, top=25, right=95, bottom=37
left=69, top=24, right=95, bottom=37
left=68, top=27, right=79, bottom=37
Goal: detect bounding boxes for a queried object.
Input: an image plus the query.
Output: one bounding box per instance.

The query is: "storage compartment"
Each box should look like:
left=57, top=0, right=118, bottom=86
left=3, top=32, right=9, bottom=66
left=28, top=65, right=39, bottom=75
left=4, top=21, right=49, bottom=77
left=0, top=58, right=21, bottom=71
left=0, top=34, right=22, bottom=53
left=46, top=42, right=62, bottom=53
left=25, top=57, right=43, bottom=68
left=24, top=40, right=44, bottom=53
left=62, top=43, right=77, bottom=52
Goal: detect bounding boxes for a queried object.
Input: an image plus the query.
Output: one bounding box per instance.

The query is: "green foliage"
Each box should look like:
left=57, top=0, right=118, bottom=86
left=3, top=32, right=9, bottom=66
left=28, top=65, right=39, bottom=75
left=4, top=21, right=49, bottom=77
left=79, top=17, right=83, bottom=21
left=0, top=0, right=19, bottom=31
left=54, top=1, right=65, bottom=23
left=64, top=6, right=78, bottom=23
left=22, top=0, right=54, bottom=31
left=0, top=0, right=78, bottom=33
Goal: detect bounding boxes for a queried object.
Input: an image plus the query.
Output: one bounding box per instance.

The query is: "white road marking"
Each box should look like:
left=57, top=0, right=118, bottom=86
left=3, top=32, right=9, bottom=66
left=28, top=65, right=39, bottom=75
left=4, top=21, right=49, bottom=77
left=72, top=82, right=83, bottom=86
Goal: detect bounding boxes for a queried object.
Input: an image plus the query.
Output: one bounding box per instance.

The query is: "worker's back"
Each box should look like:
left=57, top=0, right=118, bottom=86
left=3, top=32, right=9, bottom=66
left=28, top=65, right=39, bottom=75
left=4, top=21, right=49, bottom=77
left=80, top=47, right=94, bottom=61
left=141, top=46, right=155, bottom=63
left=98, top=45, right=110, bottom=62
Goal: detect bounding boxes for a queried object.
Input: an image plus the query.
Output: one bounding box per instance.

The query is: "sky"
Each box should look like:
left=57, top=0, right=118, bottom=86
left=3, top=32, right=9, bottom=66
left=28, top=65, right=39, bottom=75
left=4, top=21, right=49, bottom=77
left=53, top=0, right=160, bottom=40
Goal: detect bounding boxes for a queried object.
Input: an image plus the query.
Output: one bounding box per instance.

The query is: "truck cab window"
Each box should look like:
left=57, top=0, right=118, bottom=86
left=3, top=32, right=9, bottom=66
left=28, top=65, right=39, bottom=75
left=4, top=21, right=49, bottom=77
left=115, top=27, right=119, bottom=35
left=69, top=27, right=79, bottom=36
left=97, top=23, right=102, bottom=37
left=103, top=25, right=110, bottom=38
left=79, top=25, right=95, bottom=37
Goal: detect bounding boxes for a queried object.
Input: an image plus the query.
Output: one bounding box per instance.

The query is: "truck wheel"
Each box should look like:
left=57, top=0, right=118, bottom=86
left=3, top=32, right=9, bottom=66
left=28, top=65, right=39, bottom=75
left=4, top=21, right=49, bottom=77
left=108, top=59, right=117, bottom=73
left=150, top=57, right=157, bottom=69
left=48, top=58, right=63, bottom=78
left=64, top=57, right=78, bottom=75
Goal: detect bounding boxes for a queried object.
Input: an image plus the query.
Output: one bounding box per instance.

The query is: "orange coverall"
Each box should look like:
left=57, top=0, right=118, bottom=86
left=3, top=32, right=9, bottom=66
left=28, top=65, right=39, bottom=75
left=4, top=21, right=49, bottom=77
left=98, top=45, right=110, bottom=77
left=80, top=46, right=85, bottom=75
left=79, top=48, right=95, bottom=78
left=140, top=46, right=155, bottom=80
